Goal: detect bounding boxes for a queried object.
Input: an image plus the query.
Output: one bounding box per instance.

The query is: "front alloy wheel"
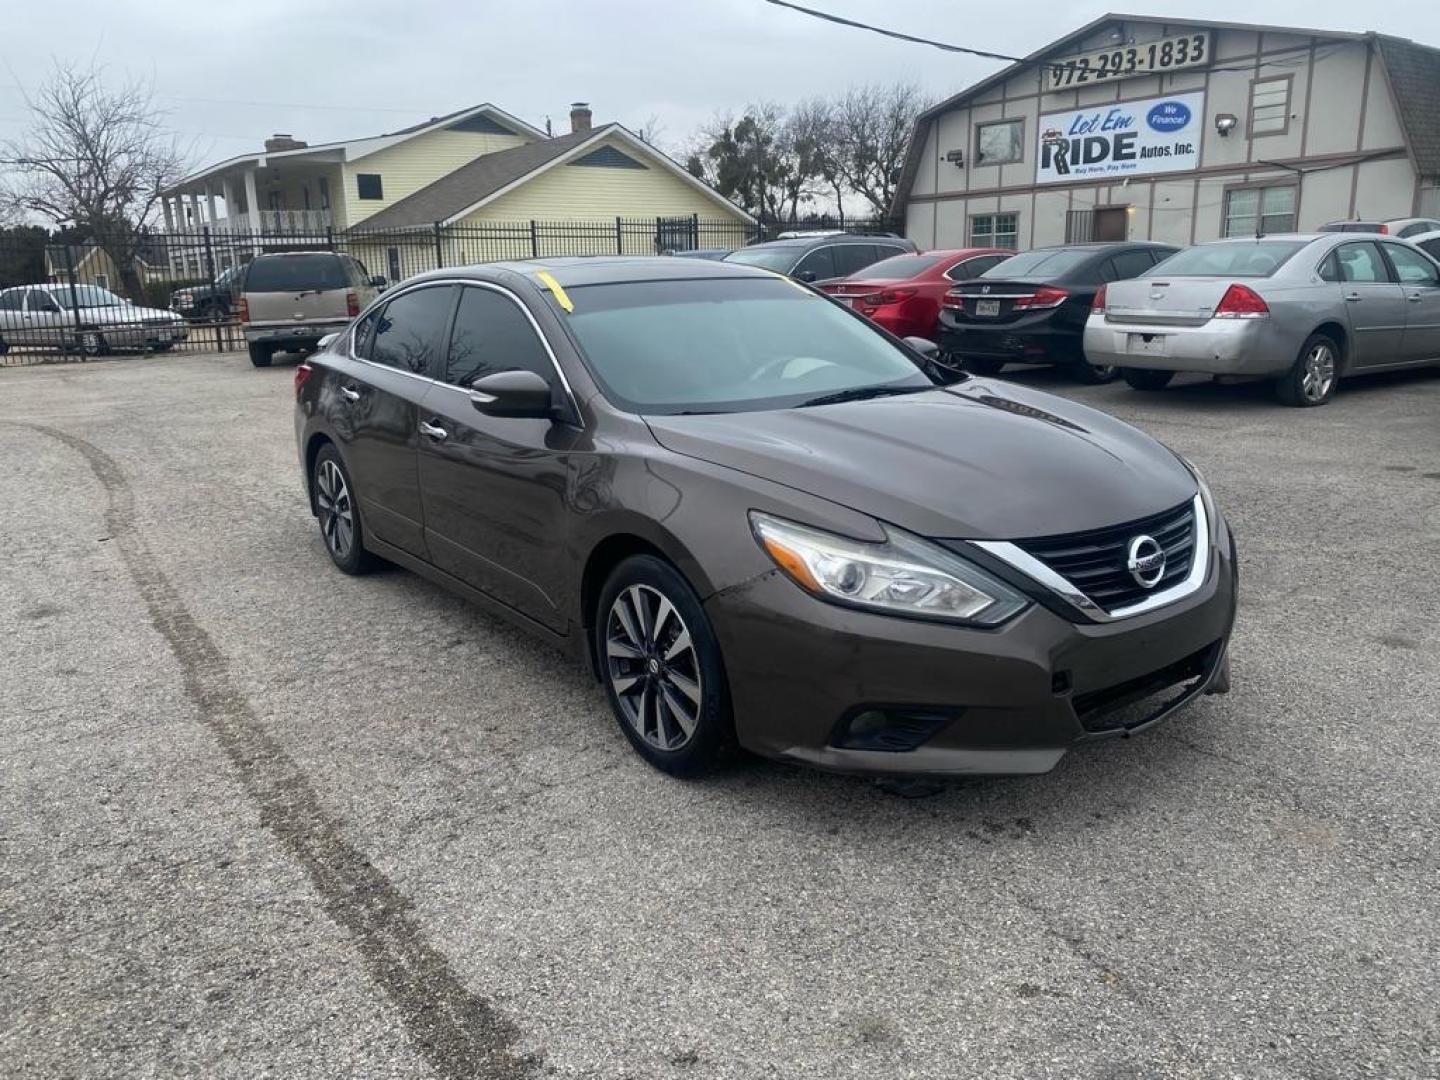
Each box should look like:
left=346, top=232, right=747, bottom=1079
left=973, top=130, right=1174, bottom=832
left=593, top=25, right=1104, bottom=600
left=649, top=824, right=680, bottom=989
left=596, top=555, right=732, bottom=775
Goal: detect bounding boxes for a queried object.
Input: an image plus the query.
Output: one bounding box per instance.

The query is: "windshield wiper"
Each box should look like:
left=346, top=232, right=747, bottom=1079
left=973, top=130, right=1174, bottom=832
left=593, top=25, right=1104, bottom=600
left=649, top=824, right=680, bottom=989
left=796, top=384, right=927, bottom=409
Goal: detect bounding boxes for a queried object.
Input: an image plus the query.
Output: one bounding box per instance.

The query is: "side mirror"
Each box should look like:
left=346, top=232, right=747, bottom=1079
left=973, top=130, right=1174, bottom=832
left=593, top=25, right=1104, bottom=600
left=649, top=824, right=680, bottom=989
left=369, top=276, right=387, bottom=288
left=904, top=336, right=939, bottom=358
left=797, top=270, right=818, bottom=283
left=469, top=369, right=554, bottom=420
left=317, top=332, right=341, bottom=351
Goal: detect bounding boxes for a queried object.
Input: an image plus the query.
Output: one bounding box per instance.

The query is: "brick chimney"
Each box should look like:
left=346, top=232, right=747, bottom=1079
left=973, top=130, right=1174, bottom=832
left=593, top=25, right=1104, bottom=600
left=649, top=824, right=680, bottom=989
left=264, top=133, right=308, bottom=153
left=569, top=103, right=592, bottom=134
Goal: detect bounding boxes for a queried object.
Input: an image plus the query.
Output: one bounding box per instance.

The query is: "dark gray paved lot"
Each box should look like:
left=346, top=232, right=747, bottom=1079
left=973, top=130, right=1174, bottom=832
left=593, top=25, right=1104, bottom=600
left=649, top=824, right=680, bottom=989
left=2, top=351, right=1438, bottom=1079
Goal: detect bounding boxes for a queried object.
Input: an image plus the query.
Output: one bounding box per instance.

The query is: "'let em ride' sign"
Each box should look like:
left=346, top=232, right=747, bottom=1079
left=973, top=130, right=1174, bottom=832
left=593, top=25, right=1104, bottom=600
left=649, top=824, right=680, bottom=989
left=1036, top=92, right=1205, bottom=184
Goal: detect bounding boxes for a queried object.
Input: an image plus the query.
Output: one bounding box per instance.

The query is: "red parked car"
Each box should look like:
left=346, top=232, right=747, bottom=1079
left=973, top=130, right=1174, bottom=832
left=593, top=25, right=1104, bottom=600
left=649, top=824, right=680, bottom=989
left=821, top=248, right=1014, bottom=339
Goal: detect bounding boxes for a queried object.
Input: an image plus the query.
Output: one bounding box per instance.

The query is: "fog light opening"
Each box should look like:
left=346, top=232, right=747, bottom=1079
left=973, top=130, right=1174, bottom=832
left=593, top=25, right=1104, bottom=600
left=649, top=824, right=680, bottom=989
left=832, top=706, right=962, bottom=752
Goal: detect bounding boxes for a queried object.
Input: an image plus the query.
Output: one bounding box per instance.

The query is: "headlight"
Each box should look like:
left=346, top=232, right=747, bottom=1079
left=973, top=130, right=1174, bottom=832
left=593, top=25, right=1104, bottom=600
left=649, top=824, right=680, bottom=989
left=1178, top=455, right=1222, bottom=543
left=750, top=512, right=1029, bottom=626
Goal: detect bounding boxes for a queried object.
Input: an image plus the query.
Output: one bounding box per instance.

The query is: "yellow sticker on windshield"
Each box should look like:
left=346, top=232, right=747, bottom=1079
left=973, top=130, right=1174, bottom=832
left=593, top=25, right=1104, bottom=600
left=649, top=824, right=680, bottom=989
left=534, top=270, right=574, bottom=312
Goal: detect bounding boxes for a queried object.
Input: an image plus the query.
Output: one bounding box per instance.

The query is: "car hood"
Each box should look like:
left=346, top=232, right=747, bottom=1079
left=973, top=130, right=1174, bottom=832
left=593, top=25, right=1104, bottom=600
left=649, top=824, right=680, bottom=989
left=644, top=381, right=1196, bottom=540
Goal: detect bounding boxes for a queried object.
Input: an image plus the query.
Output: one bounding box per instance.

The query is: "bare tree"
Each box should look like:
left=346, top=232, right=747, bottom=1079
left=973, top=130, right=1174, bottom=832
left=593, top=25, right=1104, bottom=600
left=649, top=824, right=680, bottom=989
left=830, top=82, right=931, bottom=219
left=683, top=103, right=824, bottom=224
left=632, top=114, right=666, bottom=148
left=0, top=60, right=189, bottom=297
left=787, top=98, right=845, bottom=222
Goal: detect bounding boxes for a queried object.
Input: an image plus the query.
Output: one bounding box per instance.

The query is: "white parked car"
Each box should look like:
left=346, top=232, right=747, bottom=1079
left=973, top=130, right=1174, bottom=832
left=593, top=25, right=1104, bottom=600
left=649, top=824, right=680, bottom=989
left=0, top=283, right=188, bottom=355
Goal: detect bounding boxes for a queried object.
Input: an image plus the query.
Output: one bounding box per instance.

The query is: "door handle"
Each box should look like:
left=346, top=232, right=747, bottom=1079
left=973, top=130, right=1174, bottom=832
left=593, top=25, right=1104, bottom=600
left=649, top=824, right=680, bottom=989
left=1407, top=293, right=1424, bottom=302
left=418, top=420, right=448, bottom=441
left=1343, top=293, right=1363, bottom=302
left=339, top=385, right=362, bottom=402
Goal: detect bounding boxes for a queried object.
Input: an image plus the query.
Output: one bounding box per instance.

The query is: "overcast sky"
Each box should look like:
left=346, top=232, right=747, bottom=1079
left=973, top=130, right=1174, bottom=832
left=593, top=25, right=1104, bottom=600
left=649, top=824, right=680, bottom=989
left=3, top=0, right=1439, bottom=170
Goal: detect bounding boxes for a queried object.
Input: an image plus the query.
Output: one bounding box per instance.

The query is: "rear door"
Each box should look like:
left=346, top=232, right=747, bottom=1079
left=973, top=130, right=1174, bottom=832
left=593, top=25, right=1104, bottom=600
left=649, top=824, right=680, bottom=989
left=329, top=283, right=457, bottom=557
left=24, top=290, right=67, bottom=347
left=1324, top=241, right=1407, bottom=367
left=793, top=246, right=836, bottom=283
left=1382, top=242, right=1440, bottom=361
left=830, top=243, right=879, bottom=280
left=416, top=284, right=579, bottom=631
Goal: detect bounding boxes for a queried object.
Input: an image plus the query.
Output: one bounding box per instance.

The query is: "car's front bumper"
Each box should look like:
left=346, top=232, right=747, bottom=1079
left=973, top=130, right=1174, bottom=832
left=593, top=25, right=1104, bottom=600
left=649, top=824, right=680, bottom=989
left=705, top=525, right=1237, bottom=777
left=1083, top=315, right=1292, bottom=376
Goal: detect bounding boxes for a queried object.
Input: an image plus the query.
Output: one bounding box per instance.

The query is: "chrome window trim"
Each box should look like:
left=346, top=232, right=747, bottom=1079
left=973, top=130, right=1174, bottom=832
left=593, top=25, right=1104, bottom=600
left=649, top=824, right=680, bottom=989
left=972, top=495, right=1209, bottom=623
left=344, top=277, right=580, bottom=416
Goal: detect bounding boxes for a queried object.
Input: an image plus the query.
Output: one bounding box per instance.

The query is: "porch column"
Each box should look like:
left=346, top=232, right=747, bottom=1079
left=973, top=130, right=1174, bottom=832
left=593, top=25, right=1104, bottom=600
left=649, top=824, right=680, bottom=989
left=243, top=167, right=260, bottom=243
left=220, top=176, right=236, bottom=225
left=187, top=192, right=202, bottom=231
left=162, top=196, right=176, bottom=233
left=204, top=184, right=218, bottom=226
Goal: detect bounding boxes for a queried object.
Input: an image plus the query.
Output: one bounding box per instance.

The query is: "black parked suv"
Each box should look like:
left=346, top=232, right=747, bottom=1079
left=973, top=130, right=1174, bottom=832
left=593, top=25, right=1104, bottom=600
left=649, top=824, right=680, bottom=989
left=171, top=265, right=242, bottom=321
left=724, top=234, right=916, bottom=284
left=939, top=242, right=1178, bottom=383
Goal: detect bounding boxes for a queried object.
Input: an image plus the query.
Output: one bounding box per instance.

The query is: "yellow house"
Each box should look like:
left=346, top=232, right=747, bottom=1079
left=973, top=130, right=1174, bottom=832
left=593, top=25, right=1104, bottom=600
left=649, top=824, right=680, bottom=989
left=159, top=102, right=753, bottom=245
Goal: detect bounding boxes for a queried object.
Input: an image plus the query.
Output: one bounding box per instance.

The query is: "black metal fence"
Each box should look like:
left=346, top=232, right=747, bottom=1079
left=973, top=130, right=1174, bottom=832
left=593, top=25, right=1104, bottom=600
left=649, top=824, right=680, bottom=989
left=0, top=215, right=901, bottom=366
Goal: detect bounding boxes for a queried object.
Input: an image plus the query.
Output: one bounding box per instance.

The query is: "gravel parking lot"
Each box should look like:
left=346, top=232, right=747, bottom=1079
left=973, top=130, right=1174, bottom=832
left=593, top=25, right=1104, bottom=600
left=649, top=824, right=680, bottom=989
left=2, top=350, right=1437, bottom=1079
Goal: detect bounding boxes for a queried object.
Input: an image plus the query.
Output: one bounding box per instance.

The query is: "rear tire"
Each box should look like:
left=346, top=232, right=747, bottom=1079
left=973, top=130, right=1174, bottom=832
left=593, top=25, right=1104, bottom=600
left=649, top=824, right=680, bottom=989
left=963, top=357, right=1006, bottom=376
left=1070, top=360, right=1120, bottom=384
left=1122, top=368, right=1175, bottom=391
left=595, top=555, right=734, bottom=777
left=248, top=341, right=274, bottom=367
left=312, top=445, right=376, bottom=575
left=79, top=331, right=107, bottom=356
left=1275, top=332, right=1339, bottom=407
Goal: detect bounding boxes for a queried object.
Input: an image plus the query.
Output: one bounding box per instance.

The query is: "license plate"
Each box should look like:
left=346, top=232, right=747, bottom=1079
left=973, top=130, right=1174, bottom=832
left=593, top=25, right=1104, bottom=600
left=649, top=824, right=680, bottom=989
left=1128, top=333, right=1166, bottom=354
left=975, top=299, right=1001, bottom=317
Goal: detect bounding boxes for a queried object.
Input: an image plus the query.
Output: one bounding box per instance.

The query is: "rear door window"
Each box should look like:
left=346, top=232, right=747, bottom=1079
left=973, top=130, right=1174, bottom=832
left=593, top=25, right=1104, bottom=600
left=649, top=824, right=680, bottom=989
left=830, top=244, right=879, bottom=278
left=368, top=285, right=457, bottom=376
left=794, top=246, right=836, bottom=281
left=444, top=286, right=556, bottom=388
left=1334, top=242, right=1391, bottom=283
left=244, top=255, right=349, bottom=293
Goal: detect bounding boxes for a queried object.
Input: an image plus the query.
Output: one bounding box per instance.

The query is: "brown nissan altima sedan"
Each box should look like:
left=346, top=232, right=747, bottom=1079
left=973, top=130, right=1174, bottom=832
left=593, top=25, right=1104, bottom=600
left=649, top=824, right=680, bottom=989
left=294, top=257, right=1236, bottom=777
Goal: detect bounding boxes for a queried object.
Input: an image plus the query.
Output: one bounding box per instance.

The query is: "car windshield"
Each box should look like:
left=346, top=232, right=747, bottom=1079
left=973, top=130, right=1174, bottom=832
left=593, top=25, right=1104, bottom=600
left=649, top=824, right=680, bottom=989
left=722, top=248, right=799, bottom=273
left=1147, top=241, right=1309, bottom=278
left=51, top=285, right=127, bottom=309
left=854, top=254, right=945, bottom=279
left=562, top=278, right=936, bottom=414
left=244, top=255, right=347, bottom=292
left=980, top=249, right=1091, bottom=279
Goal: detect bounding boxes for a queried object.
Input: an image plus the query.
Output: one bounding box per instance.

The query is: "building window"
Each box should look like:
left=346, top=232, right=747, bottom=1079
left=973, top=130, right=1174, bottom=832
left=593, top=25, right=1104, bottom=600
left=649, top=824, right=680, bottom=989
left=387, top=247, right=402, bottom=283
left=970, top=212, right=1020, bottom=249
left=318, top=177, right=331, bottom=210
left=975, top=119, right=1024, bottom=166
left=94, top=274, right=109, bottom=290
left=1223, top=185, right=1297, bottom=237
left=1249, top=76, right=1292, bottom=136
left=356, top=174, right=384, bottom=200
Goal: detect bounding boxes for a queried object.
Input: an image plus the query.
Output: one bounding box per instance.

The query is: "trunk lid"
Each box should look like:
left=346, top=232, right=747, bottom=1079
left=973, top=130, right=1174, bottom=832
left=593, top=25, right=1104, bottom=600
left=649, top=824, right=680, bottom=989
left=943, top=280, right=1060, bottom=324
left=1102, top=277, right=1237, bottom=327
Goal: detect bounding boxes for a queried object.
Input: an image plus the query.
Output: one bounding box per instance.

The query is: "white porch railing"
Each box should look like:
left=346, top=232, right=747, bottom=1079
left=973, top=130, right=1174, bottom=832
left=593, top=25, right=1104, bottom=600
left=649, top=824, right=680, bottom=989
left=177, top=209, right=333, bottom=235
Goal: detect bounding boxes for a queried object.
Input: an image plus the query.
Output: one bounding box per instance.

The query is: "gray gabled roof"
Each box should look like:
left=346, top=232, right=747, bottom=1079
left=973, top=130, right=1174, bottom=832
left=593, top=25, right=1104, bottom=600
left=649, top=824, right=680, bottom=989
left=1377, top=35, right=1440, bottom=178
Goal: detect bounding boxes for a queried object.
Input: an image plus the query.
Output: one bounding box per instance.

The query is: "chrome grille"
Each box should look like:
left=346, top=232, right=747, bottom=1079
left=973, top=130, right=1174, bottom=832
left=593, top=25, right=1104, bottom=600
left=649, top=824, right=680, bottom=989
left=1016, top=501, right=1196, bottom=614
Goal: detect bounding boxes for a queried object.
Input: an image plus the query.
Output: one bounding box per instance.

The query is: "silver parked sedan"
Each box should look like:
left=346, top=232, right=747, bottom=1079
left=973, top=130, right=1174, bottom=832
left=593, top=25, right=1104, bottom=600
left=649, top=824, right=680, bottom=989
left=0, top=284, right=189, bottom=356
left=1084, top=234, right=1440, bottom=406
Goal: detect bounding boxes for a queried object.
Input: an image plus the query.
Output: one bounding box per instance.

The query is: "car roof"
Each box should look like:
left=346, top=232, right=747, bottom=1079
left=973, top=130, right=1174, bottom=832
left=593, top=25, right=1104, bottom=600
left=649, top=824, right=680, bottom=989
left=740, top=235, right=908, bottom=251
left=249, top=250, right=343, bottom=259
left=404, top=255, right=778, bottom=290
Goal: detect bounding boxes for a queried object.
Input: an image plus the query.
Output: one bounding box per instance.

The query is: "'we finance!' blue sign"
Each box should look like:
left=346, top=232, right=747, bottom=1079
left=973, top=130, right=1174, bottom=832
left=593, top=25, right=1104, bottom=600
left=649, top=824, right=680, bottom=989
left=1036, top=91, right=1204, bottom=184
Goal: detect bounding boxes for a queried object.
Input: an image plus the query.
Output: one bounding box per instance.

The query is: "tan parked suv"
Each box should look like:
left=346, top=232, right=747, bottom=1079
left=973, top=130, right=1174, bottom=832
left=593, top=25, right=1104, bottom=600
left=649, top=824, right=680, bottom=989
left=238, top=252, right=384, bottom=367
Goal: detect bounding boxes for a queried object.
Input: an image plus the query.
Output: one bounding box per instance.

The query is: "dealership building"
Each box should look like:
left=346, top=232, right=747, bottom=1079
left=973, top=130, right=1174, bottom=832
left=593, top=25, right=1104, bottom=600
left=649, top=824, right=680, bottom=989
left=894, top=15, right=1440, bottom=250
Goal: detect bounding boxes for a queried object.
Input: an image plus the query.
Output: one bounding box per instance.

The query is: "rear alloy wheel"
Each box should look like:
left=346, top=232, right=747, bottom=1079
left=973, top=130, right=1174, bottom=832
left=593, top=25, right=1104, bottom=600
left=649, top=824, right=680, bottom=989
left=312, top=446, right=375, bottom=575
left=79, top=331, right=108, bottom=356
left=597, top=555, right=733, bottom=776
left=1071, top=360, right=1120, bottom=384
left=248, top=341, right=274, bottom=367
left=963, top=357, right=1006, bottom=376
left=1275, top=333, right=1339, bottom=407
left=1122, top=368, right=1175, bottom=391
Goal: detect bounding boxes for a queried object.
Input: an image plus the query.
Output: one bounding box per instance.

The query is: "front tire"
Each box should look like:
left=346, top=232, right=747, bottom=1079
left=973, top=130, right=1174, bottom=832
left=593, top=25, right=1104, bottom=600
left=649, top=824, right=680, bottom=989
left=1275, top=332, right=1339, bottom=407
left=248, top=341, right=274, bottom=367
left=595, top=555, right=733, bottom=776
left=312, top=445, right=375, bottom=575
left=79, top=331, right=108, bottom=356
left=1122, top=368, right=1175, bottom=391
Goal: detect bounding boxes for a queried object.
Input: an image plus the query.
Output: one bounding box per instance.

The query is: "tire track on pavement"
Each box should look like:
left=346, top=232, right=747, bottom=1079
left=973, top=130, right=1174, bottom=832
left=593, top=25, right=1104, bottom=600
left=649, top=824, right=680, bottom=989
left=12, top=421, right=536, bottom=1080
